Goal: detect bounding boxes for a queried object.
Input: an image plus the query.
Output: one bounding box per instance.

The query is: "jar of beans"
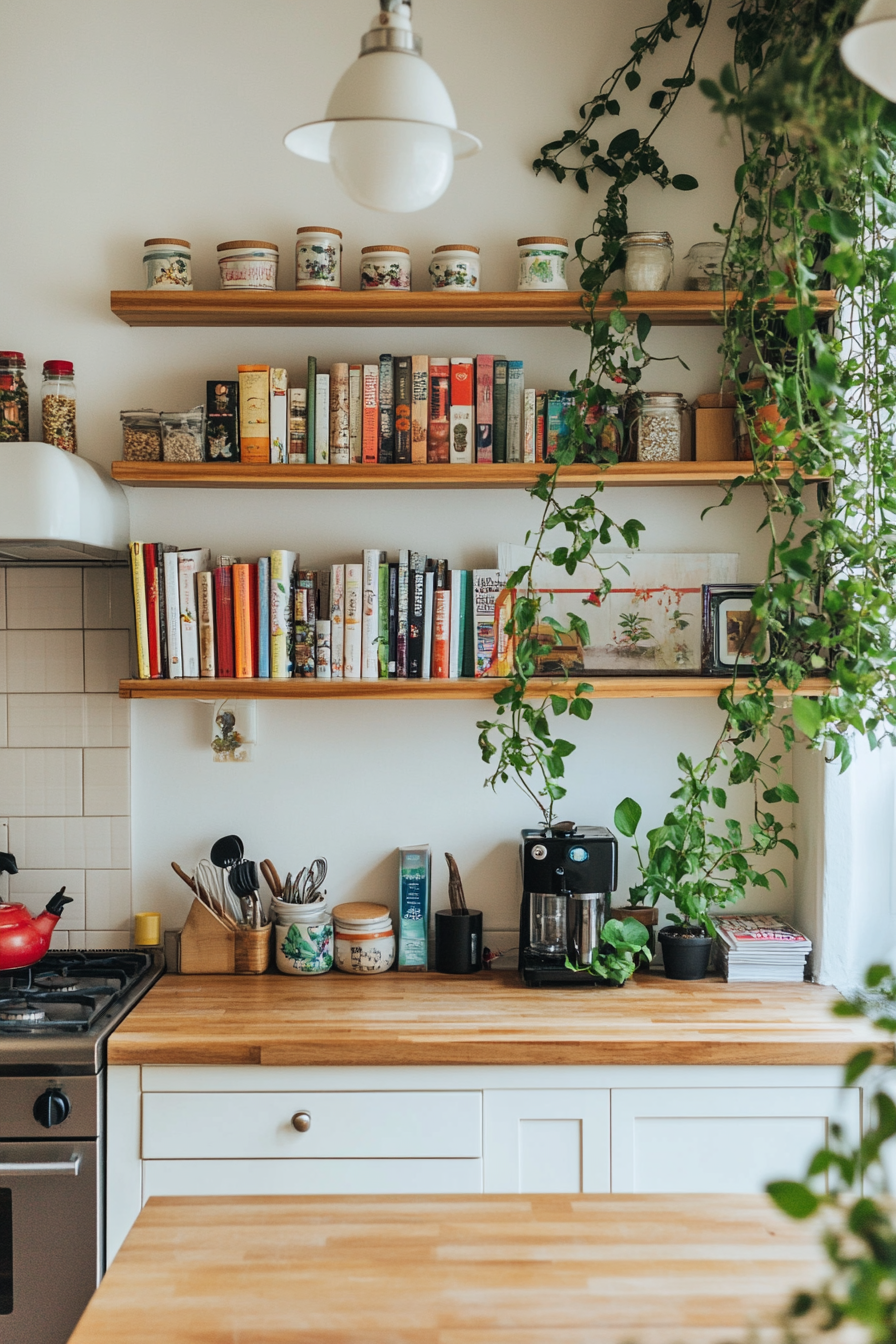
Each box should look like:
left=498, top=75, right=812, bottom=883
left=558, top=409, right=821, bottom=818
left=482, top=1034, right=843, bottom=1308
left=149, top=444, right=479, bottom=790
left=121, top=409, right=162, bottom=461
left=0, top=352, right=29, bottom=442
left=160, top=407, right=205, bottom=462
left=41, top=361, right=77, bottom=453
left=624, top=392, right=691, bottom=462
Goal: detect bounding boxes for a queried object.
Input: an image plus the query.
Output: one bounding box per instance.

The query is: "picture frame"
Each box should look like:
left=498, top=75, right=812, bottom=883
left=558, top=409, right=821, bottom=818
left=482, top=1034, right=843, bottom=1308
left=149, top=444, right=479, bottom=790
left=702, top=584, right=771, bottom=676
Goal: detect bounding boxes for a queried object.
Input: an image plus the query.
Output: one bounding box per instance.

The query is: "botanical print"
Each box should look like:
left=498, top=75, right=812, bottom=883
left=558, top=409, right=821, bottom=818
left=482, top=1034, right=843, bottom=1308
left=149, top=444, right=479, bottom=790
left=360, top=261, right=410, bottom=289
left=298, top=243, right=338, bottom=282
left=150, top=255, right=190, bottom=287
left=430, top=260, right=478, bottom=289
left=279, top=922, right=333, bottom=973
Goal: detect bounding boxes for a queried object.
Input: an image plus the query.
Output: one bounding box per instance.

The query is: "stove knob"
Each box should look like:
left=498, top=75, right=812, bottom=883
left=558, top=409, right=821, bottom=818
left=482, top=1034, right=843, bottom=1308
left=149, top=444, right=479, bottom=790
left=33, top=1088, right=71, bottom=1129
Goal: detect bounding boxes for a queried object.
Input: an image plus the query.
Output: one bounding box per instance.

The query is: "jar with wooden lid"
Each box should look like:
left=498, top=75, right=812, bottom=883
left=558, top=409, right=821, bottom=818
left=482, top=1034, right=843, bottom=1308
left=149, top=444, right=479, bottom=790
left=217, top=240, right=279, bottom=291
left=624, top=392, right=690, bottom=463
left=0, top=352, right=28, bottom=442
left=360, top=245, right=411, bottom=291
left=295, top=227, right=343, bottom=290
left=622, top=232, right=674, bottom=291
left=333, top=902, right=395, bottom=974
left=143, top=238, right=192, bottom=290
left=41, top=361, right=77, bottom=453
left=429, top=244, right=480, bottom=291
left=517, top=237, right=568, bottom=291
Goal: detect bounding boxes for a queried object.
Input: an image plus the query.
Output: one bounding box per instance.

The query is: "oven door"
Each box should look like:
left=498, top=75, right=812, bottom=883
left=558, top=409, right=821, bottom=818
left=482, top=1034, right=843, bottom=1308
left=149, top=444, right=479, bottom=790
left=0, top=1141, right=99, bottom=1344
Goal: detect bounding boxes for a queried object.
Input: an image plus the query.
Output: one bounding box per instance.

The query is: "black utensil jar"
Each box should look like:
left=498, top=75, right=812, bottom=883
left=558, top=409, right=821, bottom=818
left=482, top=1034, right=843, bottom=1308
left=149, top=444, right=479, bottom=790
left=435, top=909, right=483, bottom=974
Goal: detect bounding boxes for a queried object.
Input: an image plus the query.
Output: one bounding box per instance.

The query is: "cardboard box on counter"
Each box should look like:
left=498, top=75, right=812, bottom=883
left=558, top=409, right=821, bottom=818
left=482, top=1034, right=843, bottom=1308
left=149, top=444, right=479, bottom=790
left=695, top=407, right=736, bottom=460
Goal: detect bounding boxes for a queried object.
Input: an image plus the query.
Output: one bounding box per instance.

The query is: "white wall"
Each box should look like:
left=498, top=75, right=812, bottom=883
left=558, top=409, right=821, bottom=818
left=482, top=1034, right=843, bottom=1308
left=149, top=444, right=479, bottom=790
left=2, top=0, right=798, bottom=945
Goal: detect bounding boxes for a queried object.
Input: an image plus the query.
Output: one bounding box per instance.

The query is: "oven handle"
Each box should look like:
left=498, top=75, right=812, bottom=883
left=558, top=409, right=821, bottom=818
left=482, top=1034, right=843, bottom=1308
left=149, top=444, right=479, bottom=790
left=0, top=1154, right=81, bottom=1176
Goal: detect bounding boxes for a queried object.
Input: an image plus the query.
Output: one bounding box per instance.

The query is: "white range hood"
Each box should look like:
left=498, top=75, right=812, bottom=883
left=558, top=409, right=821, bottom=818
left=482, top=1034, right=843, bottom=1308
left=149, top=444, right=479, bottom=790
left=0, top=443, right=129, bottom=563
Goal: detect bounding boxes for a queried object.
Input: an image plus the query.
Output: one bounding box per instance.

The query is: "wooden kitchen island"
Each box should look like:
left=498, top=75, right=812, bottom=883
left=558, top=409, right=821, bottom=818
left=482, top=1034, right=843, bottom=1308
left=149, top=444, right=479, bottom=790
left=72, top=1192, right=827, bottom=1343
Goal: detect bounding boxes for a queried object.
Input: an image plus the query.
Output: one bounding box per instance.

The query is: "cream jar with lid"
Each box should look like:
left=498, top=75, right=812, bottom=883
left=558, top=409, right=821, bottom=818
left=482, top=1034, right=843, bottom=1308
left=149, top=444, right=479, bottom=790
left=295, top=227, right=343, bottom=290
left=143, top=238, right=192, bottom=290
left=273, top=900, right=334, bottom=976
left=360, top=246, right=411, bottom=291
left=517, top=237, right=569, bottom=291
left=429, top=245, right=480, bottom=291
left=217, top=240, right=279, bottom=290
left=333, top=902, right=395, bottom=974
left=622, top=232, right=674, bottom=291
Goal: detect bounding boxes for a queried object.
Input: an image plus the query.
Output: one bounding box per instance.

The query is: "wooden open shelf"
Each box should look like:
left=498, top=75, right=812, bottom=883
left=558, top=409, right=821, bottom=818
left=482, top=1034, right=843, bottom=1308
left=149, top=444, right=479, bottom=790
left=109, top=289, right=838, bottom=329
left=119, top=675, right=832, bottom=702
left=110, top=460, right=810, bottom=490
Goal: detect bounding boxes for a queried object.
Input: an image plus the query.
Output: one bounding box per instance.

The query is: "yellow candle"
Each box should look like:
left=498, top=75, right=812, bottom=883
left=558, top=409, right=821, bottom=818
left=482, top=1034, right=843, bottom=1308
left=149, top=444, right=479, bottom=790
left=134, top=911, right=161, bottom=946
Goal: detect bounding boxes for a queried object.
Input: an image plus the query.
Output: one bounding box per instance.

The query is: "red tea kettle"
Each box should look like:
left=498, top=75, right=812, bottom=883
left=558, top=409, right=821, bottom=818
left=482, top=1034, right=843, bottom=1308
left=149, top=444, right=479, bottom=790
left=0, top=851, right=72, bottom=971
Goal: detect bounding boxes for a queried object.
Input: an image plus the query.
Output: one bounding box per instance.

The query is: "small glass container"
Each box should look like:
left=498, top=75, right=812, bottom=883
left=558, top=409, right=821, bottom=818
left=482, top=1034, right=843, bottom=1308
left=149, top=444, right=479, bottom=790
left=41, top=361, right=77, bottom=453
left=217, top=240, right=279, bottom=291
left=160, top=406, right=205, bottom=462
left=684, top=241, right=727, bottom=291
left=120, top=409, right=162, bottom=461
left=143, top=238, right=192, bottom=291
left=517, top=236, right=569, bottom=291
left=272, top=899, right=334, bottom=976
left=360, top=245, right=411, bottom=291
left=429, top=244, right=480, bottom=291
left=295, top=227, right=343, bottom=290
left=622, top=232, right=674, bottom=291
left=0, top=352, right=28, bottom=442
left=333, top=901, right=396, bottom=974
left=530, top=892, right=567, bottom=954
left=625, top=392, right=690, bottom=463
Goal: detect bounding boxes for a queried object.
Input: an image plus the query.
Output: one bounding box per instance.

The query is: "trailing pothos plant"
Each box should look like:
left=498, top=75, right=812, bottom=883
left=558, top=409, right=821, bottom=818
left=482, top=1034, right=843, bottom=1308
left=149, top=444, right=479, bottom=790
left=478, top=0, right=896, bottom=927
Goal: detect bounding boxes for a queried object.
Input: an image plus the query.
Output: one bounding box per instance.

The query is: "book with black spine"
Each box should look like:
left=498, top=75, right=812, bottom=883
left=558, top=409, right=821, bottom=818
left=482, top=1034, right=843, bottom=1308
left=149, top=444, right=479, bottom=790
left=421, top=560, right=436, bottom=679
left=407, top=551, right=426, bottom=677
left=378, top=354, right=395, bottom=463
left=493, top=359, right=509, bottom=463
left=394, top=355, right=412, bottom=463
left=388, top=561, right=398, bottom=675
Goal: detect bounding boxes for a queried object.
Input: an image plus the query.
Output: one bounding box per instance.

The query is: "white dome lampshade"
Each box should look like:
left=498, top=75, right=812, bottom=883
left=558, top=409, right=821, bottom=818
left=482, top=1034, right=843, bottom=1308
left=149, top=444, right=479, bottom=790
left=284, top=1, right=481, bottom=213
left=841, top=0, right=896, bottom=101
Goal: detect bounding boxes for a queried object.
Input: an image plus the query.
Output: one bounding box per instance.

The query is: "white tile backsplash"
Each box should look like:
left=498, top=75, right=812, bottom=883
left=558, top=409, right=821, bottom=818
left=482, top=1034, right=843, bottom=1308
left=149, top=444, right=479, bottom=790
left=6, top=568, right=83, bottom=629
left=0, top=571, right=5, bottom=629
left=0, top=633, right=6, bottom=694
left=8, top=816, right=129, bottom=869
left=69, top=930, right=132, bottom=951
left=0, top=696, right=6, bottom=749
left=7, top=693, right=128, bottom=748
left=49, top=931, right=70, bottom=949
left=83, top=568, right=132, bottom=630
left=84, top=748, right=129, bottom=815
left=6, top=630, right=84, bottom=692
left=84, top=629, right=130, bottom=691
left=0, top=748, right=83, bottom=816
left=8, top=869, right=86, bottom=929
left=85, top=870, right=131, bottom=930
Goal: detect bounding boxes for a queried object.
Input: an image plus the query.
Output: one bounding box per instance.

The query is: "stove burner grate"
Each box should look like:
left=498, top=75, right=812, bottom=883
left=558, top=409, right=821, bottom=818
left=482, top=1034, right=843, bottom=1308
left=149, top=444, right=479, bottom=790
left=0, top=1000, right=47, bottom=1023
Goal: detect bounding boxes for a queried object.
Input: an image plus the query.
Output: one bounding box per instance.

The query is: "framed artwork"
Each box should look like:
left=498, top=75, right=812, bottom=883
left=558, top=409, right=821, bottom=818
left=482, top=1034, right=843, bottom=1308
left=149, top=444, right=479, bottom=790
left=702, top=584, right=770, bottom=675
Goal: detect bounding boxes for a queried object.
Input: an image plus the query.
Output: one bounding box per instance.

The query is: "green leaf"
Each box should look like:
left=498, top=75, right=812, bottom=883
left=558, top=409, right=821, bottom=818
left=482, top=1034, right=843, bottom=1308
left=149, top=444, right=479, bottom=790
left=610, top=308, right=628, bottom=334
left=671, top=173, right=699, bottom=191
left=625, top=70, right=641, bottom=91
left=711, top=787, right=727, bottom=808
left=844, top=1049, right=875, bottom=1085
left=614, top=796, right=642, bottom=837
left=607, top=128, right=641, bottom=158
left=766, top=1181, right=820, bottom=1220
left=569, top=697, right=593, bottom=720
left=792, top=696, right=822, bottom=739
left=636, top=313, right=652, bottom=347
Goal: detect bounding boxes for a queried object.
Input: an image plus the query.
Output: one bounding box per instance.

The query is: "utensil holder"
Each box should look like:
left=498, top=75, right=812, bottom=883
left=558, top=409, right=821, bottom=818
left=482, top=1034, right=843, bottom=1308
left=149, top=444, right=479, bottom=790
left=234, top=923, right=272, bottom=975
left=179, top=898, right=272, bottom=974
left=435, top=909, right=483, bottom=974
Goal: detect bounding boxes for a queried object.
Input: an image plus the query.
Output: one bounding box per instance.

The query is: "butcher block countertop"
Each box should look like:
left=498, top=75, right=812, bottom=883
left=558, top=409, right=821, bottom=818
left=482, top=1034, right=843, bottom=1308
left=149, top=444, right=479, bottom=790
left=69, top=1193, right=825, bottom=1344
left=107, top=969, right=889, bottom=1067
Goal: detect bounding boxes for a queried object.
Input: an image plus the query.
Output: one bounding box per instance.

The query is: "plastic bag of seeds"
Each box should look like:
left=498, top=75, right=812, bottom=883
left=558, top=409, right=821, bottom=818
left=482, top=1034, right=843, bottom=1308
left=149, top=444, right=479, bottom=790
left=161, top=406, right=206, bottom=463
left=121, top=409, right=162, bottom=461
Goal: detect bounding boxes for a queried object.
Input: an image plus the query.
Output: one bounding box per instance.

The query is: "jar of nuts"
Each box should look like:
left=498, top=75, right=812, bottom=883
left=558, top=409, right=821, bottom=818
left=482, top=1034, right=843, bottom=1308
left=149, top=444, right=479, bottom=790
left=41, top=361, right=77, bottom=453
left=160, top=407, right=205, bottom=463
left=121, top=409, right=162, bottom=461
left=624, top=392, right=691, bottom=463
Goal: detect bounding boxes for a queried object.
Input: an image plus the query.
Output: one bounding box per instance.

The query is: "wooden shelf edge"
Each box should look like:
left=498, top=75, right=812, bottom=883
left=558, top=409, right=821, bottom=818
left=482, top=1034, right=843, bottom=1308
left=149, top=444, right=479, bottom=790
left=119, top=676, right=833, bottom=702
left=111, top=460, right=809, bottom=489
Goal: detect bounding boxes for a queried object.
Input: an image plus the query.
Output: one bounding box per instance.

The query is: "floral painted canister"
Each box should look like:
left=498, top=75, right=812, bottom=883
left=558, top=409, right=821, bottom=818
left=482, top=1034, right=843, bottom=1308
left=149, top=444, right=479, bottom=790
left=360, top=245, right=411, bottom=291
left=273, top=901, right=334, bottom=976
left=333, top=902, right=396, bottom=974
left=295, top=227, right=343, bottom=290
left=429, top=244, right=480, bottom=291
left=143, top=238, right=192, bottom=291
left=517, top=236, right=569, bottom=291
left=217, top=240, right=279, bottom=291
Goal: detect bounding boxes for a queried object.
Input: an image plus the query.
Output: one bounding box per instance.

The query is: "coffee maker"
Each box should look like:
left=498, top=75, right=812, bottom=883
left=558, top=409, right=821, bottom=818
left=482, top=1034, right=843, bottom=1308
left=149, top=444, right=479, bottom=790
left=518, top=822, right=618, bottom=987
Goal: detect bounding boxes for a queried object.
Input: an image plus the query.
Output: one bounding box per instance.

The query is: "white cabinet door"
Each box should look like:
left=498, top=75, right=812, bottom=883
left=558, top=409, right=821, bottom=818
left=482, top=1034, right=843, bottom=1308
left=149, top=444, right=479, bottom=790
left=611, top=1087, right=860, bottom=1193
left=143, top=1158, right=482, bottom=1199
left=483, top=1090, right=610, bottom=1193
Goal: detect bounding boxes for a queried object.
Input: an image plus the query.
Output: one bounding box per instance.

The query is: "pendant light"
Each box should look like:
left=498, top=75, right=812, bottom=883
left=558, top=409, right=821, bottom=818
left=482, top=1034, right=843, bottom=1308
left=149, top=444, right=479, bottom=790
left=841, top=1, right=896, bottom=101
left=284, top=0, right=481, bottom=213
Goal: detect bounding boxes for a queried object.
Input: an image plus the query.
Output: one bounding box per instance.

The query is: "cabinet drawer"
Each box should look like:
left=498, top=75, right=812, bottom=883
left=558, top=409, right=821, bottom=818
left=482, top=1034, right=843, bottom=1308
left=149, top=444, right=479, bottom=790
left=142, top=1091, right=481, bottom=1160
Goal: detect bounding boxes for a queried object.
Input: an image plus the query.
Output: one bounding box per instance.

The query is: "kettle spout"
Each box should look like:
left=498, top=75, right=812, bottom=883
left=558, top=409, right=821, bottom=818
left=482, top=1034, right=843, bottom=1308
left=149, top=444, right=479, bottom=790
left=0, top=852, right=18, bottom=875
left=46, top=888, right=72, bottom=918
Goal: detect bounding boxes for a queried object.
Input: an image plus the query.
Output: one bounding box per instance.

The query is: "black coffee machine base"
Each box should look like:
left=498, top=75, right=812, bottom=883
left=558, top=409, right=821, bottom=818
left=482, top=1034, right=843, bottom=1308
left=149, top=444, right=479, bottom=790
left=520, top=951, right=620, bottom=988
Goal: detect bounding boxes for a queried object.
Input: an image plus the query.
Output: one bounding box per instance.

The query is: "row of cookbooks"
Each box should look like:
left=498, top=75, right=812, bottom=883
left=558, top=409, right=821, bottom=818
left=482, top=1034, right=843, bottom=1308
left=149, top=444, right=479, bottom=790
left=128, top=544, right=513, bottom=680
left=219, top=357, right=577, bottom=465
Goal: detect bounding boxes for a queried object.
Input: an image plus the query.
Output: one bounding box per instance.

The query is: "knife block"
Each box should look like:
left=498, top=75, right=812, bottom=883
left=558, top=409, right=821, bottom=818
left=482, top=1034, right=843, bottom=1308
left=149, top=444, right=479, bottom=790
left=179, top=898, right=271, bottom=974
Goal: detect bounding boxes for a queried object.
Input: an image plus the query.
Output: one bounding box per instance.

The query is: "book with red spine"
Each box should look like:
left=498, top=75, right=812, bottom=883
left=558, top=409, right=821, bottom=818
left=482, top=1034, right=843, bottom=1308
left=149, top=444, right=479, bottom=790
left=475, top=356, right=494, bottom=463
left=428, top=358, right=450, bottom=463
left=233, top=563, right=256, bottom=678
left=143, top=543, right=162, bottom=678
left=214, top=564, right=235, bottom=678
left=362, top=364, right=379, bottom=463
left=249, top=562, right=259, bottom=674
left=449, top=358, right=474, bottom=464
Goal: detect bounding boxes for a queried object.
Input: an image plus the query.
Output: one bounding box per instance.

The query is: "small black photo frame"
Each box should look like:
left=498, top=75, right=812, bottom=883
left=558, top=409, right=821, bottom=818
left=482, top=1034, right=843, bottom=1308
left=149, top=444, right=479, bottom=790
left=702, top=584, right=770, bottom=676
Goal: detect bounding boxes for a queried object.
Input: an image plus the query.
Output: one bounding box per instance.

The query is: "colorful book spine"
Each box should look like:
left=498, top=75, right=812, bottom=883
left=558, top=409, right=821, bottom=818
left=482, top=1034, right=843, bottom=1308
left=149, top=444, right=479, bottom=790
left=428, top=358, right=450, bottom=464
left=270, top=368, right=288, bottom=464
left=343, top=563, right=362, bottom=680
left=535, top=391, right=547, bottom=463
left=256, top=557, right=270, bottom=677
left=143, top=543, right=162, bottom=679
left=178, top=549, right=208, bottom=678
left=238, top=365, right=270, bottom=464
left=362, top=364, right=379, bottom=463
left=315, top=373, right=330, bottom=464
left=397, top=548, right=409, bottom=677
left=461, top=570, right=475, bottom=678
left=378, top=560, right=390, bottom=678
left=473, top=569, right=505, bottom=677
left=449, top=569, right=462, bottom=679
left=293, top=571, right=316, bottom=677
left=475, top=355, right=494, bottom=463
left=232, top=563, right=255, bottom=678
left=493, top=360, right=508, bottom=463
left=432, top=567, right=450, bottom=679
left=506, top=360, right=524, bottom=462
left=157, top=545, right=172, bottom=677
left=349, top=364, right=363, bottom=463
left=329, top=362, right=350, bottom=464
left=315, top=620, right=331, bottom=680
left=398, top=844, right=431, bottom=971
left=163, top=550, right=183, bottom=677
left=197, top=571, right=216, bottom=678
left=388, top=561, right=398, bottom=676
left=523, top=388, right=537, bottom=464
left=362, top=548, right=382, bottom=679
left=270, top=549, right=296, bottom=678
left=306, top=357, right=317, bottom=464
left=330, top=564, right=345, bottom=678
left=394, top=355, right=412, bottom=464
left=288, top=388, right=307, bottom=464
left=421, top=562, right=435, bottom=679
left=449, top=358, right=474, bottom=464
left=129, top=543, right=150, bottom=679
left=214, top=564, right=235, bottom=678
left=378, top=354, right=395, bottom=463
left=411, top=355, right=429, bottom=464
left=408, top=551, right=426, bottom=677
left=546, top=390, right=576, bottom=460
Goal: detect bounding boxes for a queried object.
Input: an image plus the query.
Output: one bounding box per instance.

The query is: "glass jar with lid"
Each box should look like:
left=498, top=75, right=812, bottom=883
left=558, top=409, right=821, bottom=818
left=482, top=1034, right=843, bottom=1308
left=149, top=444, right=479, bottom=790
left=624, top=392, right=691, bottom=462
left=684, top=241, right=728, bottom=291
left=0, top=352, right=29, bottom=442
left=41, top=361, right=77, bottom=453
left=120, top=409, right=162, bottom=461
left=622, top=232, right=674, bottom=291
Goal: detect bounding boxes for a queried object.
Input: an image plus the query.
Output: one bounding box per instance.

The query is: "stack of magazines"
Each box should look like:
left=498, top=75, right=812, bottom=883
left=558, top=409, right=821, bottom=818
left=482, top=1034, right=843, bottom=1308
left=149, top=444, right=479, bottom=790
left=714, top=914, right=812, bottom=983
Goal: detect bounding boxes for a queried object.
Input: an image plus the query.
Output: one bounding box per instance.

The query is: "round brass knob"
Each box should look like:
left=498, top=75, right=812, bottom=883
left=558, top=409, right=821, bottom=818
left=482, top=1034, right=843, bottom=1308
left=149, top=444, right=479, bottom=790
left=291, top=1111, right=311, bottom=1133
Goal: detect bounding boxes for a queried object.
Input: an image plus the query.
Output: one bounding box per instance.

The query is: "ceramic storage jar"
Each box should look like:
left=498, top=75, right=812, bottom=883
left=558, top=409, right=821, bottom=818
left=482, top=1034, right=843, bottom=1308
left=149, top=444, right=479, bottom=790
left=295, top=227, right=343, bottom=289
left=429, top=244, right=480, bottom=290
left=333, top=902, right=396, bottom=974
left=517, top=237, right=569, bottom=291
left=217, top=241, right=279, bottom=290
left=360, top=245, right=411, bottom=290
left=272, top=900, right=334, bottom=976
left=143, top=238, right=192, bottom=290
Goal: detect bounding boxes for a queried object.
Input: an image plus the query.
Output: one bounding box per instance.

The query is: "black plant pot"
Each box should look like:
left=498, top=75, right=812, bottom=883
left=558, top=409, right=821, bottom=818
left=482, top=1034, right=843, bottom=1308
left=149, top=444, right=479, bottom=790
left=658, top=926, right=713, bottom=981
